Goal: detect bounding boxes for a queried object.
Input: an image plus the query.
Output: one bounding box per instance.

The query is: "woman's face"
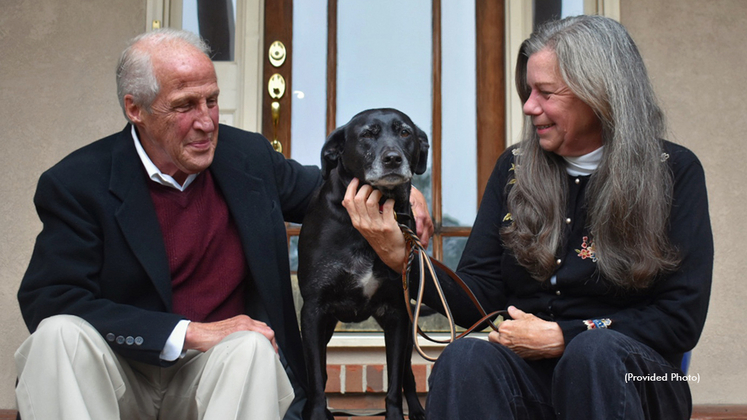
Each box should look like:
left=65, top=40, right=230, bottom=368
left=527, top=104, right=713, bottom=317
left=523, top=48, right=603, bottom=157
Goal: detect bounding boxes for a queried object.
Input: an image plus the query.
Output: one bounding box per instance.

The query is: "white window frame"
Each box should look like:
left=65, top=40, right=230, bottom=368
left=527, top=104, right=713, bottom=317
left=145, top=0, right=265, bottom=131
left=505, top=0, right=620, bottom=146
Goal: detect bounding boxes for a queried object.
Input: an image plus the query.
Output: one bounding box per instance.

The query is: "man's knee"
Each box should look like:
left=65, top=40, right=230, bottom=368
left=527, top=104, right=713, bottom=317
left=34, top=314, right=92, bottom=336
left=210, top=331, right=277, bottom=366
left=198, top=331, right=294, bottom=415
left=16, top=315, right=112, bottom=373
left=18, top=315, right=99, bottom=357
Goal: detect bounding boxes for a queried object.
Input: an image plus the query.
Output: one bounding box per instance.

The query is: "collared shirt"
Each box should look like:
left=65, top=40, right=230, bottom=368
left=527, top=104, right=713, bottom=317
left=131, top=125, right=199, bottom=191
left=131, top=125, right=192, bottom=361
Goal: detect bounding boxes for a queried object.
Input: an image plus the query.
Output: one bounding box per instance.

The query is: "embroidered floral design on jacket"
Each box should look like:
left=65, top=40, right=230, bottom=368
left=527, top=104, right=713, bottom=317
left=575, top=236, right=597, bottom=262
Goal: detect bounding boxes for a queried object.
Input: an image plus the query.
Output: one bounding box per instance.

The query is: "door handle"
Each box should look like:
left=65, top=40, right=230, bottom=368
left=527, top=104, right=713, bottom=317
left=271, top=101, right=282, bottom=153
left=267, top=38, right=287, bottom=154
left=268, top=73, right=286, bottom=153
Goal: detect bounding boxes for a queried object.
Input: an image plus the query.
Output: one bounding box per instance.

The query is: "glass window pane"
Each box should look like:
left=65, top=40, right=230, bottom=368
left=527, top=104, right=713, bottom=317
left=181, top=0, right=236, bottom=61
left=336, top=0, right=433, bottom=145
left=288, top=234, right=299, bottom=272
left=442, top=0, right=477, bottom=227
left=561, top=0, right=585, bottom=17
left=404, top=236, right=470, bottom=333
left=534, top=0, right=585, bottom=27
left=291, top=0, right=328, bottom=166
left=442, top=236, right=468, bottom=271
left=336, top=0, right=434, bottom=218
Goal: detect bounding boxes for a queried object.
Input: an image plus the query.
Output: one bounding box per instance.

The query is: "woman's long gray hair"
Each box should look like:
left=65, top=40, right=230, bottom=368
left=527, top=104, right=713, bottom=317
left=502, top=15, right=679, bottom=289
left=116, top=28, right=211, bottom=119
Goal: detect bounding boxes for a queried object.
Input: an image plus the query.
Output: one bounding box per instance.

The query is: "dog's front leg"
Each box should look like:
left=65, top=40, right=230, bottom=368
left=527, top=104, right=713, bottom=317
left=301, top=302, right=338, bottom=420
left=402, top=327, right=425, bottom=420
left=379, top=314, right=411, bottom=420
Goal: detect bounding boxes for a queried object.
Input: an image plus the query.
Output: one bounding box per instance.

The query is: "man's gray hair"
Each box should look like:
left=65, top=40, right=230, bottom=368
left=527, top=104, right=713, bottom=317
left=116, top=28, right=211, bottom=120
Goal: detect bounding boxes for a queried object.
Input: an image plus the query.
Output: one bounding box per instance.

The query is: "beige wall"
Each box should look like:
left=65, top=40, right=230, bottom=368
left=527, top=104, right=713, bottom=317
left=0, top=0, right=145, bottom=410
left=622, top=0, right=747, bottom=404
left=0, top=0, right=744, bottom=411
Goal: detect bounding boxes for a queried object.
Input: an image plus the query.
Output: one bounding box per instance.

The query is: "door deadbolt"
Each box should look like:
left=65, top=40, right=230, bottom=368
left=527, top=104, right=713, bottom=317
left=268, top=41, right=287, bottom=67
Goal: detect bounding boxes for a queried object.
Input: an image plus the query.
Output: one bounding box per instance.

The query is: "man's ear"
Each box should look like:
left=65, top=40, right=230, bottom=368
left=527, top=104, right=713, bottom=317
left=124, top=94, right=144, bottom=124
left=413, top=126, right=430, bottom=175
left=321, top=125, right=346, bottom=179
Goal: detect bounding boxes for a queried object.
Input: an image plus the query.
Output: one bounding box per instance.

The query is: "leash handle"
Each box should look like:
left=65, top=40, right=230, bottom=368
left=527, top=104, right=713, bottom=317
left=399, top=223, right=506, bottom=361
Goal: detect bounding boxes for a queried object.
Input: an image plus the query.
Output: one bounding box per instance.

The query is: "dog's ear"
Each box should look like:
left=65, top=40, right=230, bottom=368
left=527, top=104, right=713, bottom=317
left=321, top=125, right=346, bottom=179
left=413, top=126, right=430, bottom=175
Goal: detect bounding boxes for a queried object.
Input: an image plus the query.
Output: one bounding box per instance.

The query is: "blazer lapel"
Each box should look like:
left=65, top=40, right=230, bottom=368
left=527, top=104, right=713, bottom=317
left=109, top=126, right=173, bottom=310
left=209, top=143, right=284, bottom=308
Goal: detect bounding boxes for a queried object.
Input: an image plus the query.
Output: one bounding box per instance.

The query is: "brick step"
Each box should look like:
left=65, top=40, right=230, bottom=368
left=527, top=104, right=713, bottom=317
left=3, top=404, right=746, bottom=419
left=691, top=405, right=747, bottom=419
left=324, top=363, right=431, bottom=394
left=327, top=405, right=747, bottom=419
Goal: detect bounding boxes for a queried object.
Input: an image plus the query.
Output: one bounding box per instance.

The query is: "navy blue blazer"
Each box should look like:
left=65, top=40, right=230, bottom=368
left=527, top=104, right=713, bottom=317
left=18, top=124, right=322, bottom=387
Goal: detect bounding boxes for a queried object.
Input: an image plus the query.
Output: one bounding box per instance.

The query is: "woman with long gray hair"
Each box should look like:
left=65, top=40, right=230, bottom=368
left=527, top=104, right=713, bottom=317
left=345, top=14, right=713, bottom=420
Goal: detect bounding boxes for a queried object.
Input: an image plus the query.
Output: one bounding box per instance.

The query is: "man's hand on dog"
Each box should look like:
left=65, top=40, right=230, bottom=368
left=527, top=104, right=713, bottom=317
left=343, top=178, right=433, bottom=272
left=184, top=314, right=278, bottom=353
left=409, top=185, right=434, bottom=246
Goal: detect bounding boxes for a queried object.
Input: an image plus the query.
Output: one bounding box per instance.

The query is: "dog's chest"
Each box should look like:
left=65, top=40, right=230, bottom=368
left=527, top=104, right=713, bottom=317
left=324, top=258, right=397, bottom=322
left=352, top=267, right=382, bottom=299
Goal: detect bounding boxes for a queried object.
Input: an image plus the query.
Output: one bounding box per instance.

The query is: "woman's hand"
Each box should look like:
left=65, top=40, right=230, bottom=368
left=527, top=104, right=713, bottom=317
left=342, top=178, right=408, bottom=271
left=489, top=306, right=565, bottom=360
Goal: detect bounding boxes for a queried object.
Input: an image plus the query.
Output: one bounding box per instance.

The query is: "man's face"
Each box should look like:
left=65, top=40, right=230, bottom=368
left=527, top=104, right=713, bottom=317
left=126, top=43, right=220, bottom=184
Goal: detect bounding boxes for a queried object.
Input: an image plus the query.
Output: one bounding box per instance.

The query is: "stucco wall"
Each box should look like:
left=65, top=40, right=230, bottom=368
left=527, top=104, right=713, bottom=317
left=0, top=0, right=745, bottom=411
left=622, top=0, right=747, bottom=404
left=0, top=0, right=145, bottom=409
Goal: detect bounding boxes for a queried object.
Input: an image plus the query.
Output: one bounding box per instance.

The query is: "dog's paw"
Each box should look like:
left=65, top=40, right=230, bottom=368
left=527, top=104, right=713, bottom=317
left=405, top=397, right=425, bottom=420
left=407, top=410, right=426, bottom=420
left=303, top=406, right=334, bottom=420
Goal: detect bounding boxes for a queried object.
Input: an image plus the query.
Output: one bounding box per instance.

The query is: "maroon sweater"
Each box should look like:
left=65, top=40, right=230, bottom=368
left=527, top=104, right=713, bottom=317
left=148, top=170, right=246, bottom=322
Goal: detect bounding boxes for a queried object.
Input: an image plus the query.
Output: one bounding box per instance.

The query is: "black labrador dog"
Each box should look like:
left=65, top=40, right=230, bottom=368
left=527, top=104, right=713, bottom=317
left=298, top=109, right=429, bottom=420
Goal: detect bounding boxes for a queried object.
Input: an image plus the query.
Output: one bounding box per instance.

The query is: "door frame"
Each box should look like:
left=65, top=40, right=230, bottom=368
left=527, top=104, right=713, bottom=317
left=146, top=0, right=266, bottom=132
left=145, top=0, right=619, bottom=157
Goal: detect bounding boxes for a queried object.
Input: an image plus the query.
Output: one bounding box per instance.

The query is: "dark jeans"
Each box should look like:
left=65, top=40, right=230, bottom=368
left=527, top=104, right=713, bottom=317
left=425, top=329, right=692, bottom=420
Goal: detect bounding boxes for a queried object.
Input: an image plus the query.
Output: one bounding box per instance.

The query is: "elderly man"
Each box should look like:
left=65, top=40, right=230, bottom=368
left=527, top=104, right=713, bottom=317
left=15, top=29, right=432, bottom=420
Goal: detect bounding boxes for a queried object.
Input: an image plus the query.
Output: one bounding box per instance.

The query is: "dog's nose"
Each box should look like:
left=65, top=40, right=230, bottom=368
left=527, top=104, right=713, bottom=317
left=382, top=150, right=404, bottom=168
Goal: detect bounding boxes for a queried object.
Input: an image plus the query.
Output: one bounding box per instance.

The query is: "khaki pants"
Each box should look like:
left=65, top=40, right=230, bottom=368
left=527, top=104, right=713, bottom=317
left=15, top=315, right=294, bottom=420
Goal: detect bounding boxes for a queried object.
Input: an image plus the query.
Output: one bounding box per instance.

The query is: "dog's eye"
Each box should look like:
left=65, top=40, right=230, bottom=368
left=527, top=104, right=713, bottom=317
left=400, top=129, right=411, bottom=137
left=361, top=130, right=374, bottom=138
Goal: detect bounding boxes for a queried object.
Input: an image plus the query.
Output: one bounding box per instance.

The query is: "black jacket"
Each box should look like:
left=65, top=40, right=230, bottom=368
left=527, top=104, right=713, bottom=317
left=423, top=141, right=713, bottom=366
left=18, top=124, right=322, bottom=387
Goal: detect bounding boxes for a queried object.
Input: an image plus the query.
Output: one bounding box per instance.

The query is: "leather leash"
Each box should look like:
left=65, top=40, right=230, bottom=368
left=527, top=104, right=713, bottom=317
left=398, top=222, right=507, bottom=361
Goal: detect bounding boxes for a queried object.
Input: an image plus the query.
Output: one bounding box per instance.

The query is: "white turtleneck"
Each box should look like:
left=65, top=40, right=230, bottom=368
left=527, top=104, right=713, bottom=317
left=562, top=146, right=604, bottom=176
